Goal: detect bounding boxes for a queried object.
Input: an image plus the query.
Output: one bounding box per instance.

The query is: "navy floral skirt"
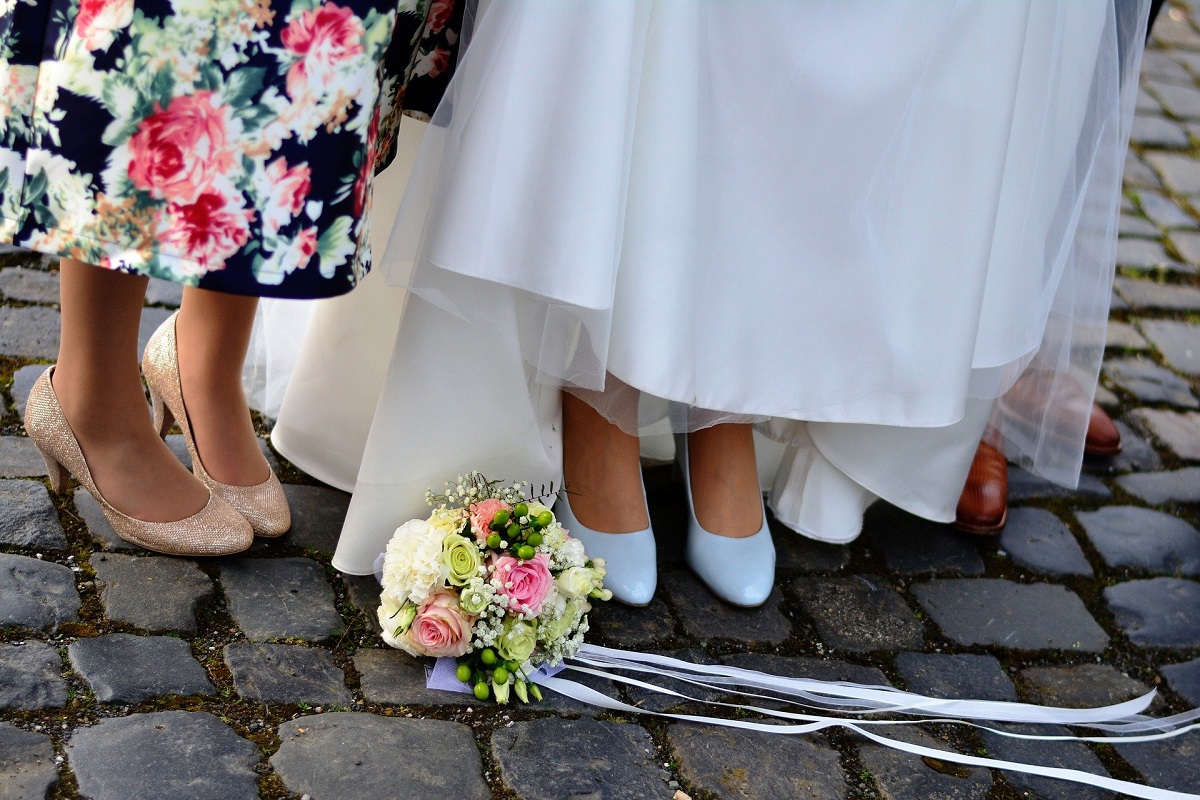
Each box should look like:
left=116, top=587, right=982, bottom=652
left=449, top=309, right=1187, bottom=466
left=0, top=0, right=460, bottom=298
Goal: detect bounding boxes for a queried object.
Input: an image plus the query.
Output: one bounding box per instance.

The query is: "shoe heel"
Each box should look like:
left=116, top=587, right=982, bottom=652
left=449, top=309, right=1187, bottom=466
left=36, top=446, right=70, bottom=494
left=149, top=386, right=174, bottom=438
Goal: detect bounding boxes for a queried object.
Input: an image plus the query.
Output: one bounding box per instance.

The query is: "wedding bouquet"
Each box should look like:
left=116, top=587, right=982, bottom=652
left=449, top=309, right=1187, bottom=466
left=376, top=472, right=611, bottom=704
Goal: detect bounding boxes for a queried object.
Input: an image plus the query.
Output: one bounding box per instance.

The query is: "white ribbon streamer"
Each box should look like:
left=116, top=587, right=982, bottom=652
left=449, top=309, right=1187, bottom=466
left=526, top=644, right=1200, bottom=800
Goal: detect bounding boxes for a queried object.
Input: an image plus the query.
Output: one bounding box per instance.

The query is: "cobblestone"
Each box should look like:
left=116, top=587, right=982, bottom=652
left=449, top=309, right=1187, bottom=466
left=857, top=727, right=991, bottom=800
left=913, top=579, right=1108, bottom=651
left=1140, top=190, right=1199, bottom=229
left=894, top=652, right=1016, bottom=701
left=353, top=648, right=471, bottom=707
left=0, top=722, right=58, bottom=800
left=865, top=504, right=985, bottom=576
left=220, top=557, right=343, bottom=641
left=272, top=714, right=489, bottom=800
left=791, top=576, right=924, bottom=652
left=0, top=554, right=79, bottom=631
left=0, top=306, right=59, bottom=359
left=0, top=437, right=49, bottom=479
left=224, top=642, right=351, bottom=705
left=73, top=488, right=142, bottom=552
left=1117, top=237, right=1184, bottom=271
left=0, top=268, right=58, bottom=304
left=981, top=723, right=1114, bottom=800
left=1140, top=319, right=1200, bottom=375
left=661, top=572, right=791, bottom=645
left=0, top=643, right=67, bottom=711
left=1078, top=506, right=1200, bottom=574
left=589, top=596, right=677, bottom=647
left=280, top=484, right=350, bottom=553
left=1130, top=407, right=1200, bottom=459
left=1007, top=466, right=1111, bottom=500
left=1168, top=228, right=1200, bottom=262
left=1105, top=357, right=1199, bottom=407
left=1147, top=150, right=1200, bottom=192
left=668, top=723, right=846, bottom=800
left=91, top=553, right=213, bottom=633
left=1104, top=578, right=1200, bottom=648
left=1161, top=658, right=1200, bottom=708
left=68, top=634, right=214, bottom=703
left=8, top=364, right=42, bottom=419
left=0, top=480, right=66, bottom=550
left=1100, top=420, right=1165, bottom=473
left=1118, top=466, right=1200, bottom=504
left=1107, top=320, right=1150, bottom=350
left=491, top=718, right=670, bottom=800
left=998, top=507, right=1093, bottom=577
left=68, top=711, right=259, bottom=800
left=1132, top=114, right=1191, bottom=148
left=1114, top=276, right=1200, bottom=310
left=1019, top=664, right=1151, bottom=709
left=1114, top=731, right=1200, bottom=795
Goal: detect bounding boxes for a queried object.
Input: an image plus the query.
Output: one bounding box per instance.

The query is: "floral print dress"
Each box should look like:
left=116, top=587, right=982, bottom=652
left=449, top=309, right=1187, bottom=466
left=0, top=0, right=460, bottom=298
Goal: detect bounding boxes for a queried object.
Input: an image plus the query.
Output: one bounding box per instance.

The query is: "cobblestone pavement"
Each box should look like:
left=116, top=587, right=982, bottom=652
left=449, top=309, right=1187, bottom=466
left=6, top=14, right=1200, bottom=800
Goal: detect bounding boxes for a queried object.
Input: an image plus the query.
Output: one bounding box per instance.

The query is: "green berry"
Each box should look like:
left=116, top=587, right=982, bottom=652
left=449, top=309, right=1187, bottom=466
left=513, top=503, right=529, bottom=519
left=517, top=545, right=535, bottom=561
left=481, top=648, right=498, bottom=666
left=486, top=533, right=502, bottom=549
left=504, top=660, right=520, bottom=672
left=456, top=664, right=472, bottom=683
left=526, top=532, right=543, bottom=547
left=536, top=511, right=554, bottom=528
left=493, top=666, right=510, bottom=684
left=473, top=682, right=490, bottom=701
left=506, top=523, right=521, bottom=540
left=492, top=509, right=511, bottom=527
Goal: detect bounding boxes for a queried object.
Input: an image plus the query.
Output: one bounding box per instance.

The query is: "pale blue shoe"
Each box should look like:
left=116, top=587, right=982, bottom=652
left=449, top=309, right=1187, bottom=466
left=554, top=488, right=657, bottom=607
left=677, top=435, right=776, bottom=608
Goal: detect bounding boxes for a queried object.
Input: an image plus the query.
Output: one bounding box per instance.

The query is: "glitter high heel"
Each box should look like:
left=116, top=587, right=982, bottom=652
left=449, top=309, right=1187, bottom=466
left=142, top=313, right=291, bottom=538
left=23, top=367, right=254, bottom=556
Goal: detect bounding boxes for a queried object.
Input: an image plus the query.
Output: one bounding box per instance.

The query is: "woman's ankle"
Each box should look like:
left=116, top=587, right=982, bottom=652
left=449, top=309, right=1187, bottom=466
left=687, top=425, right=763, bottom=538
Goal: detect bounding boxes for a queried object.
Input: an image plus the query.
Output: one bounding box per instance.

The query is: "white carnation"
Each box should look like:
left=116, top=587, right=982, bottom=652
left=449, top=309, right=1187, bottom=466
left=380, top=518, right=448, bottom=606
left=556, top=536, right=587, bottom=569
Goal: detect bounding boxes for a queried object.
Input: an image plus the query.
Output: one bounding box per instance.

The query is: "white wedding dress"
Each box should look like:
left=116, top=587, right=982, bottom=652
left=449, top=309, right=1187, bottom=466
left=246, top=0, right=1148, bottom=576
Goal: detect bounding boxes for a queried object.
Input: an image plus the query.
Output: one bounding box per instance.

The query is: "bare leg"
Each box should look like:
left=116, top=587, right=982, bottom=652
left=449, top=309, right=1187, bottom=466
left=174, top=287, right=270, bottom=486
left=561, top=391, right=649, bottom=532
left=687, top=423, right=763, bottom=538
left=53, top=259, right=209, bottom=522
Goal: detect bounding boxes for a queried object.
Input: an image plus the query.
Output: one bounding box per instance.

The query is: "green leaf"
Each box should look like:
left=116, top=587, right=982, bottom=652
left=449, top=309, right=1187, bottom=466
left=316, top=216, right=357, bottom=279
left=221, top=67, right=267, bottom=110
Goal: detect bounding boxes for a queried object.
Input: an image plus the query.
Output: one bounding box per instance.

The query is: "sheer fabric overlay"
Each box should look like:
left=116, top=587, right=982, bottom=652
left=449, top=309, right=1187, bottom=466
left=245, top=1, right=1147, bottom=573
left=385, top=1, right=1145, bottom=483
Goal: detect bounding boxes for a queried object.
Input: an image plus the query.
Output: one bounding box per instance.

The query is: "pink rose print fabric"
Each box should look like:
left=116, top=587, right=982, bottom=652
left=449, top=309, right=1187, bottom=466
left=0, top=0, right=460, bottom=298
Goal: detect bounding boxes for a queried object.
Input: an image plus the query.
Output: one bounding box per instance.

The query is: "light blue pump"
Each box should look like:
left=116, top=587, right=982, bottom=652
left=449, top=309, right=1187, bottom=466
left=554, top=484, right=657, bottom=607
left=676, top=435, right=776, bottom=608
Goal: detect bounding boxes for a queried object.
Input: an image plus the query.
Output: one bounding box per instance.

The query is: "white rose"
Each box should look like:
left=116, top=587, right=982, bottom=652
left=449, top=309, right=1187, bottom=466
left=556, top=566, right=596, bottom=600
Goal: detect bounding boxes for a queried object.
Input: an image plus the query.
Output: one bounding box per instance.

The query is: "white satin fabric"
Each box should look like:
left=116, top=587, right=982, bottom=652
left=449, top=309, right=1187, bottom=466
left=247, top=1, right=1146, bottom=576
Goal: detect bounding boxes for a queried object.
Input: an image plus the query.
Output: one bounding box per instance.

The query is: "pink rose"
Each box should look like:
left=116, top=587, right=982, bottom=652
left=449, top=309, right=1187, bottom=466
left=261, top=157, right=313, bottom=236
left=282, top=3, right=366, bottom=97
left=406, top=590, right=473, bottom=658
left=492, top=553, right=553, bottom=615
left=158, top=188, right=254, bottom=273
left=353, top=105, right=380, bottom=216
left=128, top=92, right=236, bottom=204
left=412, top=47, right=451, bottom=79
left=75, top=0, right=134, bottom=52
left=468, top=498, right=511, bottom=542
left=425, top=0, right=455, bottom=35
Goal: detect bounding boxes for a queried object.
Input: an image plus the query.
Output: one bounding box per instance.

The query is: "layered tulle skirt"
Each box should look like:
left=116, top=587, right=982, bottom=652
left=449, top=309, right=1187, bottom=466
left=247, top=0, right=1146, bottom=575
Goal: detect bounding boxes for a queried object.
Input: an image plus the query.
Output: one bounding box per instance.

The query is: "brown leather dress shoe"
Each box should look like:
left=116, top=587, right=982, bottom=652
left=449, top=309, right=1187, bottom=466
left=954, top=442, right=1008, bottom=535
left=1084, top=402, right=1121, bottom=458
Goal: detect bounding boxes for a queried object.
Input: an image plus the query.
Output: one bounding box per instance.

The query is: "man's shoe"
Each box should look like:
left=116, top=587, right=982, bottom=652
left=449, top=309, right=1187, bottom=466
left=1084, top=403, right=1121, bottom=458
left=954, top=442, right=1008, bottom=535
